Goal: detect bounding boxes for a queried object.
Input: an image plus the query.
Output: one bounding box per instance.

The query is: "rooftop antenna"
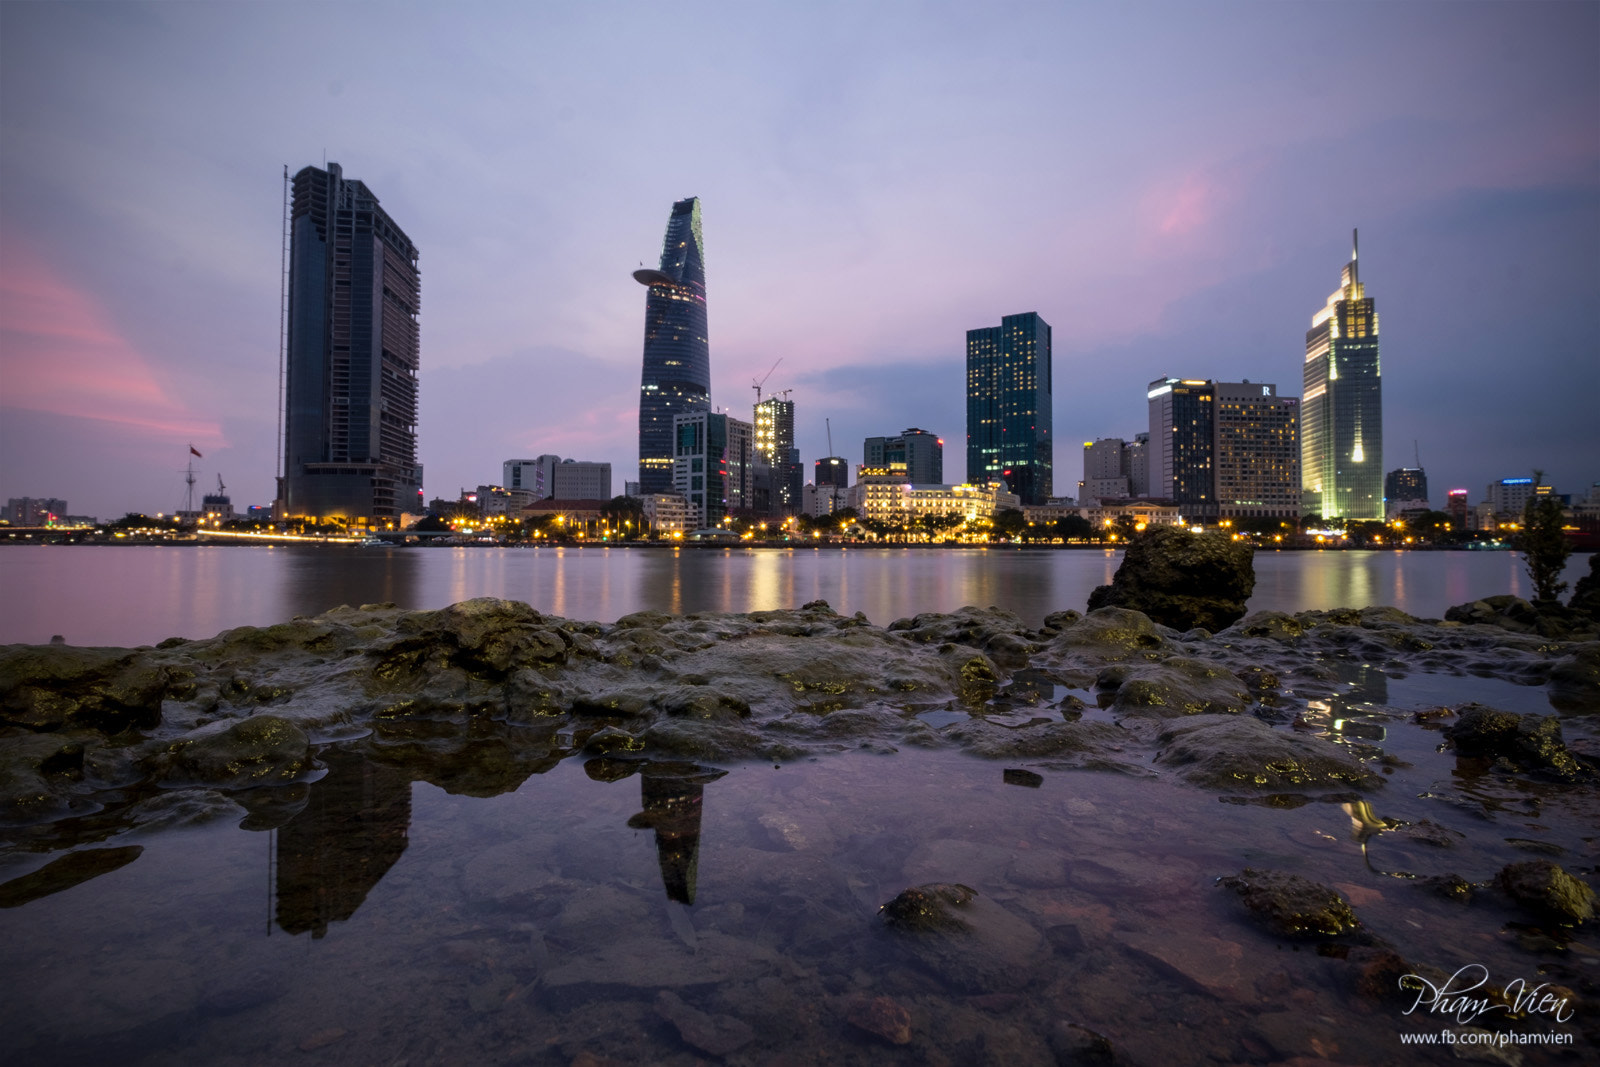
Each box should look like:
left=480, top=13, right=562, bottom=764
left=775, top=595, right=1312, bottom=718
left=1414, top=440, right=1421, bottom=469
left=752, top=357, right=782, bottom=404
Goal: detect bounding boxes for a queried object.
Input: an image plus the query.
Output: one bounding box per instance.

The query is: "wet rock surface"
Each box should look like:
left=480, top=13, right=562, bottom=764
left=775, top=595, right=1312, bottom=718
left=1495, top=860, right=1596, bottom=925
left=1220, top=868, right=1364, bottom=939
left=0, top=595, right=1595, bottom=843
left=1087, top=526, right=1255, bottom=632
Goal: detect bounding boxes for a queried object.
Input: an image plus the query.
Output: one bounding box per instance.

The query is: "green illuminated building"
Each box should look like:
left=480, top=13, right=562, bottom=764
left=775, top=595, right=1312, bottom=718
left=1302, top=232, right=1382, bottom=520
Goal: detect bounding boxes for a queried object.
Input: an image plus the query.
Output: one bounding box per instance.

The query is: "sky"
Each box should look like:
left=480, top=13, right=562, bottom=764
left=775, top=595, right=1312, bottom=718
left=1, top=1, right=1596, bottom=520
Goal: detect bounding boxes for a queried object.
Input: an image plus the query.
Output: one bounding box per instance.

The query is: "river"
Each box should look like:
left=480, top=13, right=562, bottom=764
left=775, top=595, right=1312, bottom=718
left=0, top=544, right=1590, bottom=647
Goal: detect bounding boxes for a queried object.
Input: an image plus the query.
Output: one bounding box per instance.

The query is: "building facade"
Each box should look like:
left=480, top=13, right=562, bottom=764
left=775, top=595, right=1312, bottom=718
left=966, top=312, right=1053, bottom=505
left=282, top=163, right=422, bottom=523
left=635, top=198, right=711, bottom=494
left=1302, top=232, right=1382, bottom=520
left=754, top=397, right=803, bottom=515
left=3, top=498, right=68, bottom=525
left=1385, top=467, right=1429, bottom=507
left=863, top=428, right=943, bottom=485
left=671, top=411, right=752, bottom=528
left=640, top=493, right=690, bottom=536
left=1080, top=438, right=1131, bottom=502
left=1213, top=382, right=1301, bottom=521
left=1148, top=378, right=1217, bottom=518
left=1149, top=378, right=1300, bottom=522
left=504, top=456, right=612, bottom=501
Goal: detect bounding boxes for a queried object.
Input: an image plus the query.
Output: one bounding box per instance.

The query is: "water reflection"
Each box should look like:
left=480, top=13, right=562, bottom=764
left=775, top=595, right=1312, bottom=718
left=283, top=546, right=421, bottom=617
left=586, top=757, right=727, bottom=904
left=273, top=749, right=411, bottom=938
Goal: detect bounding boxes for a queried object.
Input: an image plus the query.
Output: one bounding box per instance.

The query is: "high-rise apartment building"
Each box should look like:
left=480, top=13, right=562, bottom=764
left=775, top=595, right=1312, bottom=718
left=1080, top=438, right=1131, bottom=502
left=754, top=397, right=802, bottom=515
left=672, top=411, right=753, bottom=528
left=1213, top=382, right=1300, bottom=520
left=1385, top=466, right=1429, bottom=518
left=1149, top=378, right=1300, bottom=521
left=966, top=312, right=1052, bottom=504
left=864, top=428, right=943, bottom=485
left=1148, top=378, right=1216, bottom=518
left=1385, top=467, right=1428, bottom=506
left=1302, top=232, right=1382, bottom=520
left=282, top=163, right=422, bottom=522
left=814, top=457, right=849, bottom=491
left=635, top=198, right=711, bottom=494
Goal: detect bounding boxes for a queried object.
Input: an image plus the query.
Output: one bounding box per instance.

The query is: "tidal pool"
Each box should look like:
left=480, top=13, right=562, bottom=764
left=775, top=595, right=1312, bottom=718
left=1, top=667, right=1594, bottom=1066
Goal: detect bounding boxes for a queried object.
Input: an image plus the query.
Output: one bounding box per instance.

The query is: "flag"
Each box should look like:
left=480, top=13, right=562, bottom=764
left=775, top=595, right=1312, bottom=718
left=190, top=446, right=203, bottom=458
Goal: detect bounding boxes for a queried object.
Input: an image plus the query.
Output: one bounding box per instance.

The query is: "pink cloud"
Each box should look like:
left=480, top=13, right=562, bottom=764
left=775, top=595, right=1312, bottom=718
left=0, top=246, right=224, bottom=445
left=1158, top=174, right=1215, bottom=237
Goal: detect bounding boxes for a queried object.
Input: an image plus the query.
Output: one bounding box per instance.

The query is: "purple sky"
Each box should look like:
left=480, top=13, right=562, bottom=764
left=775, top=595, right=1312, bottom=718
left=2, top=2, right=1596, bottom=519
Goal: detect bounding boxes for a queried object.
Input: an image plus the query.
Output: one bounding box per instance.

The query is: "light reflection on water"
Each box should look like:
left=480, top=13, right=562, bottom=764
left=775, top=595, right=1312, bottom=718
left=0, top=665, right=1594, bottom=1065
left=2, top=545, right=1590, bottom=648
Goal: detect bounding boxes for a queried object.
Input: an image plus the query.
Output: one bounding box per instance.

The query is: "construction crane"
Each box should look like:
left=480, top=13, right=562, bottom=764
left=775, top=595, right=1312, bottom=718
left=752, top=357, right=783, bottom=403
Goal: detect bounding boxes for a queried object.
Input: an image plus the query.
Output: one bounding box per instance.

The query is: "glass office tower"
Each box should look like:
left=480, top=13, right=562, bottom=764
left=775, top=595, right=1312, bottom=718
left=1302, top=232, right=1382, bottom=520
left=965, top=312, right=1053, bottom=504
left=636, top=198, right=711, bottom=494
left=282, top=163, right=422, bottom=522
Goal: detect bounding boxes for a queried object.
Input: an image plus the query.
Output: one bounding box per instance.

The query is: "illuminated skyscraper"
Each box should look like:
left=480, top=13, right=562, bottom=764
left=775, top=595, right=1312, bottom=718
left=1302, top=232, right=1382, bottom=520
left=966, top=312, right=1052, bottom=504
left=282, top=163, right=422, bottom=522
left=635, top=198, right=711, bottom=494
left=755, top=396, right=802, bottom=515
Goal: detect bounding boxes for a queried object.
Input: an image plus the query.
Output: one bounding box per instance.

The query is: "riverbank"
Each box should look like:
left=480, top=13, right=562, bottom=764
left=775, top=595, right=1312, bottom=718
left=1, top=597, right=1596, bottom=1063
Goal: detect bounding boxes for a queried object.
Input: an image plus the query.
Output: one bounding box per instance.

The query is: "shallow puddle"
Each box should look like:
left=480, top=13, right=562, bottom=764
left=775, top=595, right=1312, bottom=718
left=0, top=665, right=1595, bottom=1066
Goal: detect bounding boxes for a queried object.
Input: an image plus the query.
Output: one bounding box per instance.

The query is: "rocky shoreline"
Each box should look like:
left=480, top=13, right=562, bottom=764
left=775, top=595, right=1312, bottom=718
left=3, top=578, right=1599, bottom=1063
left=1, top=590, right=1595, bottom=835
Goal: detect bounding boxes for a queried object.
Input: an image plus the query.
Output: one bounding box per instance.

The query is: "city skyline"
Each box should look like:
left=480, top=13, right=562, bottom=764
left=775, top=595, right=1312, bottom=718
left=1, top=3, right=1596, bottom=517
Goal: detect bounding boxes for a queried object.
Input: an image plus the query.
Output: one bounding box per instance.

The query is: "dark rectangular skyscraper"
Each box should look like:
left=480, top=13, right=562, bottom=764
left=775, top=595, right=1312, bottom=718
left=1302, top=231, right=1382, bottom=520
left=864, top=428, right=943, bottom=485
left=282, top=163, right=421, bottom=522
left=636, top=198, right=710, bottom=495
left=966, top=312, right=1052, bottom=504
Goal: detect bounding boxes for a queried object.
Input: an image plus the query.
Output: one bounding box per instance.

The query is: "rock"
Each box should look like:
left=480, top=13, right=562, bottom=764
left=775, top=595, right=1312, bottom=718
left=1495, top=860, right=1595, bottom=924
left=1120, top=929, right=1273, bottom=999
left=878, top=883, right=1049, bottom=992
left=0, top=645, right=168, bottom=732
left=845, top=995, right=912, bottom=1045
left=1154, top=715, right=1381, bottom=791
left=1041, top=607, right=1172, bottom=666
left=1002, top=768, right=1043, bottom=788
left=940, top=718, right=1133, bottom=765
left=164, top=714, right=311, bottom=788
left=1096, top=657, right=1251, bottom=717
left=654, top=991, right=754, bottom=1056
left=1225, top=611, right=1306, bottom=640
left=1569, top=554, right=1600, bottom=621
left=1086, top=526, right=1255, bottom=632
left=1443, top=704, right=1592, bottom=780
left=1547, top=645, right=1600, bottom=713
left=1444, top=594, right=1599, bottom=640
left=1220, top=868, right=1363, bottom=939
left=1048, top=1020, right=1115, bottom=1064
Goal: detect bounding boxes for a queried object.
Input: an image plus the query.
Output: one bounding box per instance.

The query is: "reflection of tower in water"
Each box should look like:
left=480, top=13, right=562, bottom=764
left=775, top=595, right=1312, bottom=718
left=275, top=749, right=412, bottom=938
left=627, top=765, right=726, bottom=905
